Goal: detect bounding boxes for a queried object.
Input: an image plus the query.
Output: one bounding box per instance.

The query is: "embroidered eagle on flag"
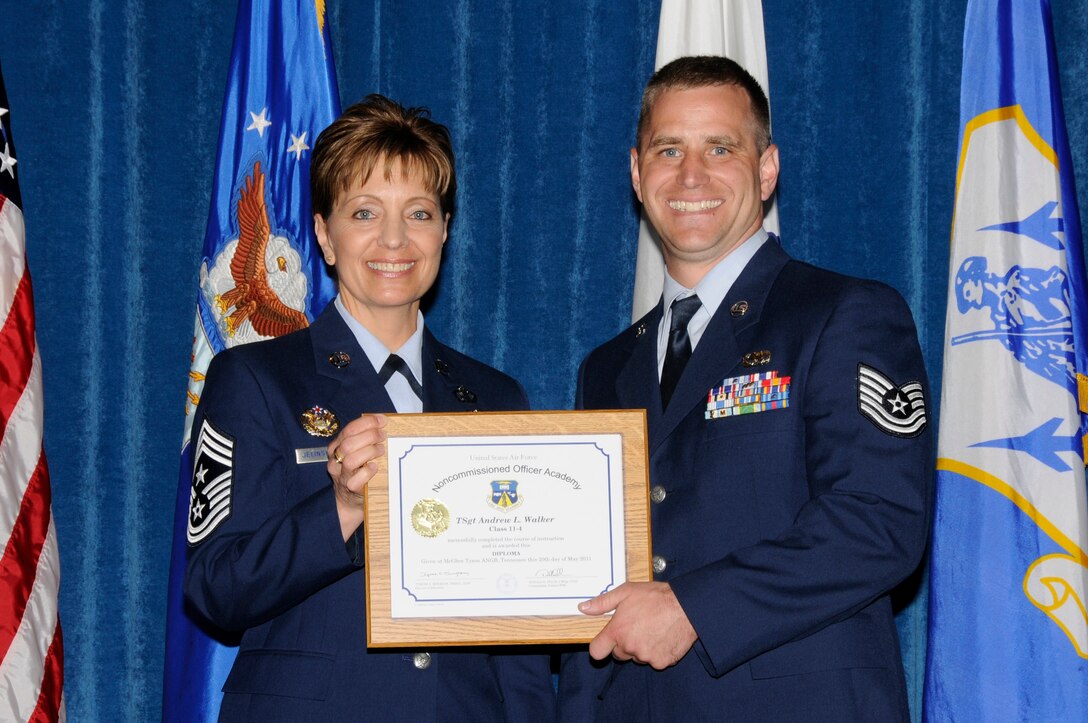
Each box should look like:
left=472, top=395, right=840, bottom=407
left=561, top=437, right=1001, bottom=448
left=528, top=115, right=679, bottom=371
left=216, top=161, right=309, bottom=338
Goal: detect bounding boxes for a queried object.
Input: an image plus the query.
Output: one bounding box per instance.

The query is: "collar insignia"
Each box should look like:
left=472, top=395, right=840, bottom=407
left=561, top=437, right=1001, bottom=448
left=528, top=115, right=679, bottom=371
left=328, top=351, right=351, bottom=368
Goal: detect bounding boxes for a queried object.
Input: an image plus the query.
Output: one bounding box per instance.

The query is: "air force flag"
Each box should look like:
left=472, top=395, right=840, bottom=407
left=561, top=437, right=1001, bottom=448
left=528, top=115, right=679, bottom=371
left=162, top=1, right=340, bottom=720
left=925, top=0, right=1088, bottom=719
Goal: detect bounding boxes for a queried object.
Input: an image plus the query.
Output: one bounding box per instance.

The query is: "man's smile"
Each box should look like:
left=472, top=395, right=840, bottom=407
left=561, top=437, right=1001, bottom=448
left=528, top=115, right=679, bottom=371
left=667, top=199, right=723, bottom=212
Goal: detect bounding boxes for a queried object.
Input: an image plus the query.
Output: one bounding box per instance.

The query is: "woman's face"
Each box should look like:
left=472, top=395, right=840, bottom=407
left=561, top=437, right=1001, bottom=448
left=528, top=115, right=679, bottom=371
left=315, top=159, right=448, bottom=323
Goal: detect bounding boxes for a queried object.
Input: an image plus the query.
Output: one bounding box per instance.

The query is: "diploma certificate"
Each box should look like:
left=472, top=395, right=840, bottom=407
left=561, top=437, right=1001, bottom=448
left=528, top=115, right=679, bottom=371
left=388, top=434, right=625, bottom=618
left=364, top=410, right=650, bottom=647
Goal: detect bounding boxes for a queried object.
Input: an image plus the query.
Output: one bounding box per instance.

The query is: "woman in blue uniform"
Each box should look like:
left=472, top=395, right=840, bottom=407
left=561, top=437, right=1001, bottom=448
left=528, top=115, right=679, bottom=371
left=185, top=95, right=555, bottom=721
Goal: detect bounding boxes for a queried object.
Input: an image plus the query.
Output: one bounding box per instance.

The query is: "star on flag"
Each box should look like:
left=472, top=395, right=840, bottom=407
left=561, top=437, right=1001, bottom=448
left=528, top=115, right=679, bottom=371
left=246, top=107, right=271, bottom=137
left=287, top=131, right=309, bottom=160
left=0, top=143, right=15, bottom=179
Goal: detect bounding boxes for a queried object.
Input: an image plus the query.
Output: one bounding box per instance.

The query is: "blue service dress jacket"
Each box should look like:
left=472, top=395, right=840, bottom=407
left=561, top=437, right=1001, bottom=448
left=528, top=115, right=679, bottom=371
left=184, top=305, right=556, bottom=721
left=559, top=238, right=933, bottom=722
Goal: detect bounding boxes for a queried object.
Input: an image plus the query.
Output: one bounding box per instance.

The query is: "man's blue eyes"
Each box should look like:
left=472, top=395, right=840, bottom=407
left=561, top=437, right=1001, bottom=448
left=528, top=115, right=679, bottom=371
left=660, top=147, right=729, bottom=157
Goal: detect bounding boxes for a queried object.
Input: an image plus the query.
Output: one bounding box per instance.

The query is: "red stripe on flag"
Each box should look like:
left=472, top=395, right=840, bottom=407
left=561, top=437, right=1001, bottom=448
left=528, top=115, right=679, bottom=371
left=0, top=453, right=51, bottom=662
left=0, top=269, right=35, bottom=438
left=29, top=619, right=64, bottom=723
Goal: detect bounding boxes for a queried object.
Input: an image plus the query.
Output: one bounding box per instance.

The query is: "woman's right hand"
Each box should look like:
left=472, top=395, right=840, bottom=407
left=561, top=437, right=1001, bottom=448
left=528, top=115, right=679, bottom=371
left=327, top=413, right=386, bottom=539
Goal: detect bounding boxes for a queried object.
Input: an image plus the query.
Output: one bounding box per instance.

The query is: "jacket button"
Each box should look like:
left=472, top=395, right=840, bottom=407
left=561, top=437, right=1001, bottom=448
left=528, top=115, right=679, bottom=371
left=413, top=652, right=432, bottom=670
left=652, top=555, right=667, bottom=574
left=650, top=485, right=667, bottom=503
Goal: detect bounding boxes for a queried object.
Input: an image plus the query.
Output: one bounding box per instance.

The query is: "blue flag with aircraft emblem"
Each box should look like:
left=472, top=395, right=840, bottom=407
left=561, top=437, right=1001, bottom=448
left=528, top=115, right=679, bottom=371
left=925, top=0, right=1088, bottom=718
left=162, top=1, right=339, bottom=719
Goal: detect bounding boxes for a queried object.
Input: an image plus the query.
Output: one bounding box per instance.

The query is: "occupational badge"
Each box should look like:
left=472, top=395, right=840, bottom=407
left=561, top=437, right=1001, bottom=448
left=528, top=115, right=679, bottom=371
left=187, top=418, right=235, bottom=545
left=742, top=349, right=772, bottom=367
left=299, top=405, right=340, bottom=437
left=706, top=371, right=791, bottom=419
left=857, top=363, right=927, bottom=437
left=411, top=499, right=451, bottom=538
left=488, top=480, right=522, bottom=511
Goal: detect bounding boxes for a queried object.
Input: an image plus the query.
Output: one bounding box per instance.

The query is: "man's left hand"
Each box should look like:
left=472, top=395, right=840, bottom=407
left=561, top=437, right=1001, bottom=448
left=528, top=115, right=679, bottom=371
left=579, top=581, right=697, bottom=669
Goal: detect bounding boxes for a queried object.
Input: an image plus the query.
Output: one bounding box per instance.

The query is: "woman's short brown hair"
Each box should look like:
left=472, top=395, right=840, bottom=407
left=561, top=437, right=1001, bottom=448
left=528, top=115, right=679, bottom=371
left=310, top=94, right=456, bottom=218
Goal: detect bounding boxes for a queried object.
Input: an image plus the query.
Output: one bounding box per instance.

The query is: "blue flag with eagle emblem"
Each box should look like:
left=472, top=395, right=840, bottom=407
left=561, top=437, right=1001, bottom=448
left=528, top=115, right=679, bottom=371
left=925, top=0, right=1088, bottom=718
left=162, top=1, right=340, bottom=719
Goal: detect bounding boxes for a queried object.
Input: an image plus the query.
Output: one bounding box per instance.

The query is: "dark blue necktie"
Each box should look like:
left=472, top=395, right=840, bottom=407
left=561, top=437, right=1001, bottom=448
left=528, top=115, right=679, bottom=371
left=660, top=295, right=702, bottom=409
left=378, top=354, right=423, bottom=400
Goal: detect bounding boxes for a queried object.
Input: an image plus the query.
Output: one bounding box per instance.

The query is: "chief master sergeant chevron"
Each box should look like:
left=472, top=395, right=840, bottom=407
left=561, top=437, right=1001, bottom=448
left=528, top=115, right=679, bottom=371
left=558, top=56, right=932, bottom=721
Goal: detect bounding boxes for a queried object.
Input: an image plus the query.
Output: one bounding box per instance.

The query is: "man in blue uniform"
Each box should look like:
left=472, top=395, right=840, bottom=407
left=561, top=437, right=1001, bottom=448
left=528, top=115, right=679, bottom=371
left=559, top=56, right=932, bottom=721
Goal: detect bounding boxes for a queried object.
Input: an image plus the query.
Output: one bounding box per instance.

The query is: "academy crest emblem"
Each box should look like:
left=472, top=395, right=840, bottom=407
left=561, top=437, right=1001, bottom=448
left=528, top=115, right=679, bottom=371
left=488, top=480, right=522, bottom=511
left=187, top=418, right=235, bottom=545
left=857, top=363, right=927, bottom=438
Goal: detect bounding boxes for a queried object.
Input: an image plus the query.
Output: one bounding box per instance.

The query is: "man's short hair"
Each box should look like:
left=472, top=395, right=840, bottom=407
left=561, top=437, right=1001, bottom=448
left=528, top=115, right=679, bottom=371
left=311, top=94, right=456, bottom=218
left=637, top=56, right=772, bottom=152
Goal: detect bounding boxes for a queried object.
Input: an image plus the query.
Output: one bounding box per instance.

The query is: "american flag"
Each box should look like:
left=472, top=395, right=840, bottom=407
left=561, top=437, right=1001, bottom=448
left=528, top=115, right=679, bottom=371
left=0, top=62, right=65, bottom=721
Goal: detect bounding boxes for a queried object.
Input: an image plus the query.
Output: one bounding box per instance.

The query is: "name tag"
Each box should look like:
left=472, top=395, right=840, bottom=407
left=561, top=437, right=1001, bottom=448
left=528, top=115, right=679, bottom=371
left=295, top=447, right=328, bottom=464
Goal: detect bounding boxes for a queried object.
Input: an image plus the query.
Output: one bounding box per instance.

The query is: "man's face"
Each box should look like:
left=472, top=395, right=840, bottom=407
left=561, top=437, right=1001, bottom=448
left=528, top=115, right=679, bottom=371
left=632, top=84, right=779, bottom=287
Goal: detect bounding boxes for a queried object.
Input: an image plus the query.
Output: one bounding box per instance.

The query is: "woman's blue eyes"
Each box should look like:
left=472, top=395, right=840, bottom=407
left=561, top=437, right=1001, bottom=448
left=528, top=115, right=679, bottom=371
left=352, top=209, right=432, bottom=220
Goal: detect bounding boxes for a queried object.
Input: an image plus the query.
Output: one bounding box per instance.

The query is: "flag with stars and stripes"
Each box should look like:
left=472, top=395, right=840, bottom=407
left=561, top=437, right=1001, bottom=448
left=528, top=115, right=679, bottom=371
left=162, top=2, right=340, bottom=719
left=0, top=60, right=66, bottom=722
left=925, top=0, right=1088, bottom=718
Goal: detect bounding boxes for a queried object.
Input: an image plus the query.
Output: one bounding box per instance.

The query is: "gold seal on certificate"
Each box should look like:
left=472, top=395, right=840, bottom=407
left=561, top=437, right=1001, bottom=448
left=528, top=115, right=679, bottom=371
left=410, top=498, right=450, bottom=537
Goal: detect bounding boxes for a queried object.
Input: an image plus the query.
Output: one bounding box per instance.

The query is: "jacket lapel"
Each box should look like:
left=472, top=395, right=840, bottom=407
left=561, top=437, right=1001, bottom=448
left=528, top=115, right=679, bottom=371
left=616, top=302, right=665, bottom=437
left=653, top=239, right=791, bottom=449
left=307, top=305, right=395, bottom=419
left=420, top=330, right=478, bottom=413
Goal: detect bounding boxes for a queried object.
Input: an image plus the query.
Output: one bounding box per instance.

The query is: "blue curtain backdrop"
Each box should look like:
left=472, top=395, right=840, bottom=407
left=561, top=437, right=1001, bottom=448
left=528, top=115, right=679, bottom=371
left=0, top=0, right=1085, bottom=719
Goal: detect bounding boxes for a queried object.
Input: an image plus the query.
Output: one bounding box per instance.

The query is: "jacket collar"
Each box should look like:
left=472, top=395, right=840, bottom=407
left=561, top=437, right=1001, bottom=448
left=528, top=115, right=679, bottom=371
left=308, top=305, right=490, bottom=417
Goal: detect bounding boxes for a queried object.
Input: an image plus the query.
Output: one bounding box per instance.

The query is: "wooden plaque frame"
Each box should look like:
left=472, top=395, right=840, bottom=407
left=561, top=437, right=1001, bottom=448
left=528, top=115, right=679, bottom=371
left=364, top=409, right=650, bottom=647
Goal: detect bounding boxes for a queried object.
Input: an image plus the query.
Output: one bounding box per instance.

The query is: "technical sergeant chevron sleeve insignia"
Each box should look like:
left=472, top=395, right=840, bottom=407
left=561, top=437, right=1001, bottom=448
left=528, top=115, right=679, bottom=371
left=857, top=363, right=928, bottom=438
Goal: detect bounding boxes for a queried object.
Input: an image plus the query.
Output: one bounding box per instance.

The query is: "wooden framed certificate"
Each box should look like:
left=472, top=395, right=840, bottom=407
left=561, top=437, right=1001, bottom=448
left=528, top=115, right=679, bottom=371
left=364, top=409, right=650, bottom=647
